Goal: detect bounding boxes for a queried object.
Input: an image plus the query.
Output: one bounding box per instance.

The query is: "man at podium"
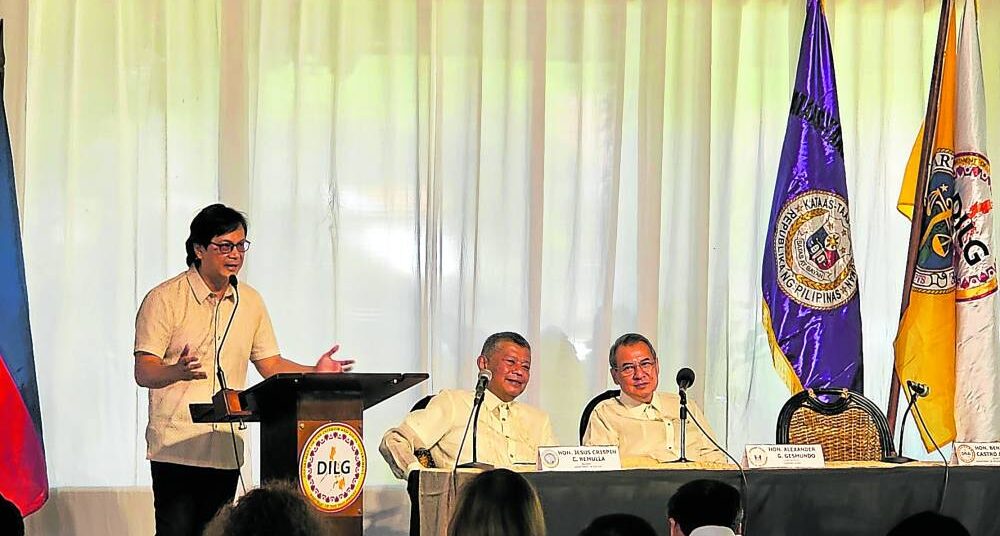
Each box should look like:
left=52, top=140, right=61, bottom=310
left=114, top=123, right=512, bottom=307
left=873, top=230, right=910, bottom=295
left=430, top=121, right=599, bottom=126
left=133, top=204, right=353, bottom=536
left=582, top=333, right=726, bottom=464
left=379, top=332, right=556, bottom=478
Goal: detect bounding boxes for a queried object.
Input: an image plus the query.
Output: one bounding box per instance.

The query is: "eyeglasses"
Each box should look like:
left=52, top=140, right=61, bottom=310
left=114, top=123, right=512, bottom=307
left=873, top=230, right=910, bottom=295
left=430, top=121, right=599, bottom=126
left=614, top=358, right=656, bottom=376
left=208, top=240, right=251, bottom=254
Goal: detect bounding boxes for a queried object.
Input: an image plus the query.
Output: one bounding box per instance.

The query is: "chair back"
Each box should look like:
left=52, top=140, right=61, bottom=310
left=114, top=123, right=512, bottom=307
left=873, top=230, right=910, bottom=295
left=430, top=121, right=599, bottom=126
left=579, top=389, right=620, bottom=444
left=410, top=394, right=434, bottom=412
left=776, top=388, right=895, bottom=461
left=409, top=394, right=437, bottom=468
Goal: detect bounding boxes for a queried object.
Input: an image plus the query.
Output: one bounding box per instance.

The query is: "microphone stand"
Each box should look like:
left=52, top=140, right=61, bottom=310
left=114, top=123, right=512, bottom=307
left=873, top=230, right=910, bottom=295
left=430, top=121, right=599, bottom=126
left=457, top=384, right=494, bottom=470
left=883, top=384, right=920, bottom=464
left=211, top=277, right=250, bottom=422
left=671, top=388, right=690, bottom=463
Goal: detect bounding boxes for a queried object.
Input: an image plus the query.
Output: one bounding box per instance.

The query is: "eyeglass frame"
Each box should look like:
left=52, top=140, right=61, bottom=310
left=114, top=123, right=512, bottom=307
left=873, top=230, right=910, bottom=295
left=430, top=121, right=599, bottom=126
left=208, top=239, right=252, bottom=254
left=612, top=357, right=658, bottom=376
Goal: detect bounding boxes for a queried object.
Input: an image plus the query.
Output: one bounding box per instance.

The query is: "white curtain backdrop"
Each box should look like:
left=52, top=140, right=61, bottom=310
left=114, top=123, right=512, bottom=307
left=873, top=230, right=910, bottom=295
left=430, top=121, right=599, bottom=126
left=15, top=0, right=1000, bottom=533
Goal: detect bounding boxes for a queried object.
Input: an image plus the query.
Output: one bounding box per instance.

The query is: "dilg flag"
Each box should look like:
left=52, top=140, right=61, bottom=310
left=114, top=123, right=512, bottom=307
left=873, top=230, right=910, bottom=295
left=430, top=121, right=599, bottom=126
left=762, top=0, right=863, bottom=394
left=0, top=21, right=48, bottom=514
left=953, top=0, right=999, bottom=443
left=895, top=0, right=999, bottom=450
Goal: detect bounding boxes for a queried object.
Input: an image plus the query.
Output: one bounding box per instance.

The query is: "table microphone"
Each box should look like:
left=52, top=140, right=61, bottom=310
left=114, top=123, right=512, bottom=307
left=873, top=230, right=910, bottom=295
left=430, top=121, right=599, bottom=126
left=907, top=380, right=930, bottom=398
left=473, top=368, right=492, bottom=404
left=676, top=367, right=695, bottom=390
left=883, top=380, right=930, bottom=464
left=674, top=368, right=695, bottom=463
left=907, top=383, right=950, bottom=512
left=456, top=370, right=494, bottom=471
left=671, top=366, right=750, bottom=533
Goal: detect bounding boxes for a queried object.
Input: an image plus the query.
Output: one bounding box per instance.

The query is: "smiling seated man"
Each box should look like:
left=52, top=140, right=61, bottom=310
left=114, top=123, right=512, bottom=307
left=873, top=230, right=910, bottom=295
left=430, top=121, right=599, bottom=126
left=582, top=333, right=726, bottom=464
left=379, top=332, right=557, bottom=478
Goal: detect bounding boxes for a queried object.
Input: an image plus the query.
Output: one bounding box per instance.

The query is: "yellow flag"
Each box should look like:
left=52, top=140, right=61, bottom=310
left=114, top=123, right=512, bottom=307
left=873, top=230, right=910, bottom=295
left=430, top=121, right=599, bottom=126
left=894, top=2, right=957, bottom=451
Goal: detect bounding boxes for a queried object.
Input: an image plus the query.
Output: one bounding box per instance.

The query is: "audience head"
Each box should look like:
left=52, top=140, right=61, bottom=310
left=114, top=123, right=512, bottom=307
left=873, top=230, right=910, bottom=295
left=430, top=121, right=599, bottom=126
left=185, top=203, right=248, bottom=268
left=667, top=479, right=740, bottom=536
left=0, top=493, right=24, bottom=536
left=203, top=480, right=321, bottom=536
left=886, top=511, right=970, bottom=536
left=579, top=513, right=656, bottom=536
left=448, top=468, right=545, bottom=536
left=478, top=332, right=532, bottom=402
left=609, top=333, right=659, bottom=403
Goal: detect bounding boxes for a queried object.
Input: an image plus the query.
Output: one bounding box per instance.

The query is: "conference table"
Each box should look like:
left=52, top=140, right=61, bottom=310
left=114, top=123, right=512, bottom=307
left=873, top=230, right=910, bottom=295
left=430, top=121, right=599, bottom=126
left=407, top=461, right=1000, bottom=536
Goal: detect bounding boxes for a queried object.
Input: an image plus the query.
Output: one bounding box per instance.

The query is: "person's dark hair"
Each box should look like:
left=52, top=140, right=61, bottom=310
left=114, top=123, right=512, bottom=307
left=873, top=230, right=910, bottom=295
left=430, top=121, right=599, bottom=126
left=608, top=333, right=656, bottom=369
left=667, top=479, right=740, bottom=534
left=480, top=331, right=531, bottom=358
left=448, top=468, right=545, bottom=536
left=579, top=513, right=656, bottom=536
left=0, top=493, right=24, bottom=536
left=202, top=480, right=321, bottom=536
left=886, top=511, right=970, bottom=536
left=185, top=203, right=248, bottom=267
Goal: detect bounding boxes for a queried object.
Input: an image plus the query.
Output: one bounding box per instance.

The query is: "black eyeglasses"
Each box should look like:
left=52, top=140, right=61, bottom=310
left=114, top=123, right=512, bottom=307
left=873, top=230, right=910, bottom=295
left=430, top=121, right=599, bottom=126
left=208, top=240, right=251, bottom=254
left=614, top=358, right=657, bottom=376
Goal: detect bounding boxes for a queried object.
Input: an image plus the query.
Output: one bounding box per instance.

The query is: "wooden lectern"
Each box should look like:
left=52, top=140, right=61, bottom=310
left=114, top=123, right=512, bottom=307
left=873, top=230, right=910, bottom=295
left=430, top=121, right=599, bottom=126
left=191, top=372, right=427, bottom=535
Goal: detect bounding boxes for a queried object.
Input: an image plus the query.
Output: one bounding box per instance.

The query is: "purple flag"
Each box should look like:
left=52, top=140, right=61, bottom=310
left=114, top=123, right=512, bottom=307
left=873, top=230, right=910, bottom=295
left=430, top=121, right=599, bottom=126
left=761, top=0, right=863, bottom=393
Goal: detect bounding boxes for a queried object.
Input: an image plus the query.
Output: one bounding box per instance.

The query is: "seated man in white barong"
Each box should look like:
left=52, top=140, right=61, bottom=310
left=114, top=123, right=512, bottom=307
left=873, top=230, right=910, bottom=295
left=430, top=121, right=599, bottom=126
left=380, top=332, right=556, bottom=478
left=583, top=333, right=726, bottom=465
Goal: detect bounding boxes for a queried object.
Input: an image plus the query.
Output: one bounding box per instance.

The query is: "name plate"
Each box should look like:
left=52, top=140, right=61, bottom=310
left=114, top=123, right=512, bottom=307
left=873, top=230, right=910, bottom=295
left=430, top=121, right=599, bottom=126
left=953, top=442, right=1000, bottom=466
left=536, top=446, right=621, bottom=472
left=743, top=444, right=824, bottom=469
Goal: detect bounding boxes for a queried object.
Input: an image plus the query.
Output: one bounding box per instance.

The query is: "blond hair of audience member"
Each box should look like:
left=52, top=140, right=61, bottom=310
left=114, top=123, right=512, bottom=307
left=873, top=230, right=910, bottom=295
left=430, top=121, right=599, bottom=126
left=448, top=468, right=545, bottom=536
left=203, top=480, right=321, bottom=536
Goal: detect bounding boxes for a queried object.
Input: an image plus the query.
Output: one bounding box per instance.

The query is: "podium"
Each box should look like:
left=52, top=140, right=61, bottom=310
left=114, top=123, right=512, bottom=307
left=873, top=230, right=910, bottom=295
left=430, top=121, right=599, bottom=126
left=191, top=372, right=427, bottom=535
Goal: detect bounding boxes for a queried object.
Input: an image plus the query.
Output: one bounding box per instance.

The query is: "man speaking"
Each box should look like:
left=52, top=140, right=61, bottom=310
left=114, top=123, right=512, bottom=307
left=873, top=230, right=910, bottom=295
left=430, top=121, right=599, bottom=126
left=583, top=333, right=725, bottom=464
left=133, top=204, right=353, bottom=536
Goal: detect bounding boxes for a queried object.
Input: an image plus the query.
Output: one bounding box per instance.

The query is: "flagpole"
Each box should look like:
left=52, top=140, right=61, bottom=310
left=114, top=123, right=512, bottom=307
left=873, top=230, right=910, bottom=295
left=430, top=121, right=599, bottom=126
left=887, top=0, right=954, bottom=433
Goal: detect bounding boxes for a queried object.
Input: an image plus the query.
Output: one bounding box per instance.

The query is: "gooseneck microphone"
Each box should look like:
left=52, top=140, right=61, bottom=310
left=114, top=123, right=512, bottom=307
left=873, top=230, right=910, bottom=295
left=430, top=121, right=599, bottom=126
left=884, top=379, right=931, bottom=464
left=455, top=369, right=495, bottom=471
left=216, top=274, right=240, bottom=391
left=674, top=367, right=695, bottom=463
left=211, top=276, right=249, bottom=420
left=214, top=274, right=248, bottom=495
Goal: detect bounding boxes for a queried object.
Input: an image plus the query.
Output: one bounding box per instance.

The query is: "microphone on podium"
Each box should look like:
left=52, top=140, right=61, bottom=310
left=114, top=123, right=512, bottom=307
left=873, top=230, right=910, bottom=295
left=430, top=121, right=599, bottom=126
left=212, top=275, right=248, bottom=419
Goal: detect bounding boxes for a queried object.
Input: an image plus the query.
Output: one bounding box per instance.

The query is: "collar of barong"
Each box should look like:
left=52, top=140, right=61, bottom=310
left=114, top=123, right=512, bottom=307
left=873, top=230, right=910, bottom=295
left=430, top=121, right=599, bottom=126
left=186, top=265, right=236, bottom=305
left=482, top=388, right=515, bottom=413
left=617, top=390, right=664, bottom=417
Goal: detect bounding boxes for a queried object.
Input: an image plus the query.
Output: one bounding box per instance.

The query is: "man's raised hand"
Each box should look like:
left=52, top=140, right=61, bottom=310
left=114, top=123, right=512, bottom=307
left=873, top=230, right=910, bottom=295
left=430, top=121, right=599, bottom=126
left=315, top=344, right=355, bottom=373
left=175, top=344, right=208, bottom=381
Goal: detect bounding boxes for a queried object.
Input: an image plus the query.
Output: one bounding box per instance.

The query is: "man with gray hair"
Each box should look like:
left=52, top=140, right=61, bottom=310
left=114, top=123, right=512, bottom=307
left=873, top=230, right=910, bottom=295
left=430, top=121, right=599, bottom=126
left=380, top=332, right=556, bottom=478
left=583, top=333, right=725, bottom=464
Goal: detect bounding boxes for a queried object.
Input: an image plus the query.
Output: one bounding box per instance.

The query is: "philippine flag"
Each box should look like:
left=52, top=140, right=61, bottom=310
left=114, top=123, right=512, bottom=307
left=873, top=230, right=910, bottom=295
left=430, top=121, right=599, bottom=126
left=0, top=22, right=48, bottom=515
